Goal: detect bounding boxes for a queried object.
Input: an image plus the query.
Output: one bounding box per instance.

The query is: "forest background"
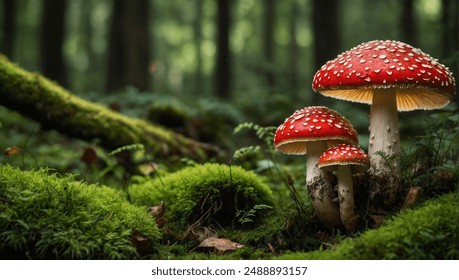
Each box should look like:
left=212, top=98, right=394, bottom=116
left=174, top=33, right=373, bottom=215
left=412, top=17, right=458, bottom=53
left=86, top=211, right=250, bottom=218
left=1, top=0, right=458, bottom=181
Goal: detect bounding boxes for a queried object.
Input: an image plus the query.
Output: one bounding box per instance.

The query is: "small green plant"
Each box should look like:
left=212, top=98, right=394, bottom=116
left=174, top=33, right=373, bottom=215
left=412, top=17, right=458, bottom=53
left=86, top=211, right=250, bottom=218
left=108, top=143, right=145, bottom=156
left=232, top=122, right=310, bottom=220
left=236, top=204, right=273, bottom=225
left=233, top=122, right=277, bottom=149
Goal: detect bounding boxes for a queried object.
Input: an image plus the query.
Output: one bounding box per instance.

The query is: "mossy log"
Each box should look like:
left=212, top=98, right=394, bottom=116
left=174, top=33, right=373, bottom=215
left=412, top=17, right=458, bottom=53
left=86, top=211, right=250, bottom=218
left=0, top=55, right=219, bottom=160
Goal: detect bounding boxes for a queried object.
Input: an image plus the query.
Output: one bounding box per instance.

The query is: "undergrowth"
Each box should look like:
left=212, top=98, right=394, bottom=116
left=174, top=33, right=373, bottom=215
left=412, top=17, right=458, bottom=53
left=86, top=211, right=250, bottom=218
left=400, top=109, right=459, bottom=196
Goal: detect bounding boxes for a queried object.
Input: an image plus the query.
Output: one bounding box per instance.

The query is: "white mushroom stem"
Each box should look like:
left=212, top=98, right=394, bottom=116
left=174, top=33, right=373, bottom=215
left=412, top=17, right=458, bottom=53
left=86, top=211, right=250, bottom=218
left=306, top=141, right=342, bottom=229
left=368, top=88, right=400, bottom=169
left=336, top=165, right=358, bottom=233
left=368, top=88, right=400, bottom=202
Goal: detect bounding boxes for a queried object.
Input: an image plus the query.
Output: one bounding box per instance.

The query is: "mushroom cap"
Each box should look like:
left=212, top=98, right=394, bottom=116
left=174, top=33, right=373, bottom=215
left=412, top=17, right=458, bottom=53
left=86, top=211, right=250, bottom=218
left=312, top=40, right=456, bottom=111
left=273, top=106, right=358, bottom=155
left=318, top=143, right=370, bottom=173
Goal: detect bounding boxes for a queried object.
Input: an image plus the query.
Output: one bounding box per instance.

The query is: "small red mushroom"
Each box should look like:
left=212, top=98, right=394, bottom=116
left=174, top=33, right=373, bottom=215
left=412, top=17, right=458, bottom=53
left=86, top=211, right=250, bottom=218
left=312, top=40, right=456, bottom=204
left=274, top=106, right=358, bottom=228
left=318, top=144, right=369, bottom=233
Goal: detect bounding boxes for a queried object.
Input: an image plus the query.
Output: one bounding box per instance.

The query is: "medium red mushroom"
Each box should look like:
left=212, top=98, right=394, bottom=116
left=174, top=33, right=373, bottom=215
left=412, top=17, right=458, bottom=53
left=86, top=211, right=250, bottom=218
left=318, top=143, right=369, bottom=233
left=312, top=40, right=456, bottom=205
left=274, top=106, right=358, bottom=228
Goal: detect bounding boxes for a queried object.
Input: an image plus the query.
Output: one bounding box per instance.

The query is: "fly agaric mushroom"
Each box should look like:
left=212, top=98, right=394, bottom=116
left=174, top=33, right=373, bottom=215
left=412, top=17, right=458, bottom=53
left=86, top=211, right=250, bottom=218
left=318, top=143, right=369, bottom=233
left=274, top=106, right=358, bottom=228
left=312, top=40, right=456, bottom=205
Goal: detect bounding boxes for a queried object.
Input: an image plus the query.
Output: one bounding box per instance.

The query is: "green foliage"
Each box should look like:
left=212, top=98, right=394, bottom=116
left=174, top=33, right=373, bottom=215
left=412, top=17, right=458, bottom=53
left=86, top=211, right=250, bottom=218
left=0, top=165, right=160, bottom=259
left=235, top=204, right=273, bottom=225
left=233, top=122, right=277, bottom=149
left=128, top=163, right=274, bottom=227
left=232, top=121, right=310, bottom=222
left=400, top=109, right=459, bottom=195
left=276, top=193, right=459, bottom=260
left=108, top=143, right=145, bottom=156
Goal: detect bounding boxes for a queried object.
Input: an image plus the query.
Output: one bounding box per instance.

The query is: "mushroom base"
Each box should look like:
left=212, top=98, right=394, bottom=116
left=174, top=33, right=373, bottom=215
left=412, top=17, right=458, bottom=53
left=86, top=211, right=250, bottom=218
left=307, top=174, right=342, bottom=229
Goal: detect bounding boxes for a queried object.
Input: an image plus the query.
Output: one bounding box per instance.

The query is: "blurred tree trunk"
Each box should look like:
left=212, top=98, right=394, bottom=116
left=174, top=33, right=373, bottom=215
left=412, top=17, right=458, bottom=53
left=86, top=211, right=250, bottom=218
left=1, top=0, right=16, bottom=57
left=312, top=0, right=340, bottom=104
left=194, top=0, right=204, bottom=95
left=106, top=0, right=150, bottom=93
left=215, top=0, right=231, bottom=99
left=288, top=0, right=299, bottom=91
left=401, top=0, right=416, bottom=46
left=441, top=0, right=459, bottom=108
left=40, top=0, right=68, bottom=87
left=81, top=1, right=100, bottom=92
left=263, top=0, right=275, bottom=89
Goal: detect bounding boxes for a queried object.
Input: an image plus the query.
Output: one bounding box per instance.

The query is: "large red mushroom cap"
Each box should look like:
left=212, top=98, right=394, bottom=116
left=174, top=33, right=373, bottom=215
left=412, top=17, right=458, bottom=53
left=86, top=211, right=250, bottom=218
left=274, top=106, right=358, bottom=155
left=318, top=143, right=370, bottom=173
left=312, top=40, right=456, bottom=111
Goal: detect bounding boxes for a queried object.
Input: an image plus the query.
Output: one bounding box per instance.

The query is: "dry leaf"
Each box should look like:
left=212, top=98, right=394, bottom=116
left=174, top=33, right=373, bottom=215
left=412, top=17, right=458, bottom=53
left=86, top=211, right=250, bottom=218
left=149, top=201, right=167, bottom=228
left=81, top=146, right=97, bottom=164
left=368, top=214, right=386, bottom=228
left=130, top=229, right=151, bottom=254
left=155, top=217, right=168, bottom=228
left=402, top=186, right=421, bottom=209
left=195, top=237, right=244, bottom=253
left=3, top=146, right=21, bottom=156
left=149, top=201, right=166, bottom=219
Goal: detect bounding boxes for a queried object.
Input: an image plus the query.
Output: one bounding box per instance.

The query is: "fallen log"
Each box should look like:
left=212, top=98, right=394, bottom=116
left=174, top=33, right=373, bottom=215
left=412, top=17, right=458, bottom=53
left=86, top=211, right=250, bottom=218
left=0, top=54, right=220, bottom=160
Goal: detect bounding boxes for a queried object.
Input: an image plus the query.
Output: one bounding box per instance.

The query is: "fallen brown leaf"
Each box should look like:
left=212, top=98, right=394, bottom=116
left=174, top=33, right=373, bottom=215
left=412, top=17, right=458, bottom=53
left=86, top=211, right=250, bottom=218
left=402, top=186, right=421, bottom=209
left=149, top=201, right=166, bottom=219
left=3, top=146, right=21, bottom=156
left=195, top=237, right=244, bottom=253
left=81, top=146, right=97, bottom=164
left=149, top=201, right=167, bottom=228
left=130, top=229, right=151, bottom=254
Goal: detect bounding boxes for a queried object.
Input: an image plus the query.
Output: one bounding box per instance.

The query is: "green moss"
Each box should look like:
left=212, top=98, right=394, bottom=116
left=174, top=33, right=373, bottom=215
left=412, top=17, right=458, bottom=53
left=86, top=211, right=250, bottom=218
left=128, top=163, right=274, bottom=227
left=276, top=193, right=459, bottom=260
left=0, top=165, right=160, bottom=259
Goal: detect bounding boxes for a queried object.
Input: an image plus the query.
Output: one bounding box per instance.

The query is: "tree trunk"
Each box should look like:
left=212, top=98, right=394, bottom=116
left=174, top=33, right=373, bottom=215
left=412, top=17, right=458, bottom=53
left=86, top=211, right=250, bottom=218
left=106, top=0, right=151, bottom=93
left=312, top=0, right=340, bottom=70
left=40, top=0, right=68, bottom=88
left=401, top=0, right=416, bottom=46
left=1, top=0, right=16, bottom=58
left=441, top=0, right=459, bottom=108
left=312, top=0, right=340, bottom=104
left=288, top=0, right=299, bottom=91
left=215, top=0, right=231, bottom=99
left=0, top=55, right=220, bottom=160
left=194, top=0, right=204, bottom=95
left=263, top=0, right=275, bottom=89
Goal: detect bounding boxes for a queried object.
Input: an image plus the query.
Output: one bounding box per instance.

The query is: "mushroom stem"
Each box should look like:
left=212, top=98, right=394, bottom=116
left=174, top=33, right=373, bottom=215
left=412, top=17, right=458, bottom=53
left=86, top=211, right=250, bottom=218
left=306, top=141, right=342, bottom=229
left=368, top=88, right=400, bottom=203
left=336, top=165, right=359, bottom=233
